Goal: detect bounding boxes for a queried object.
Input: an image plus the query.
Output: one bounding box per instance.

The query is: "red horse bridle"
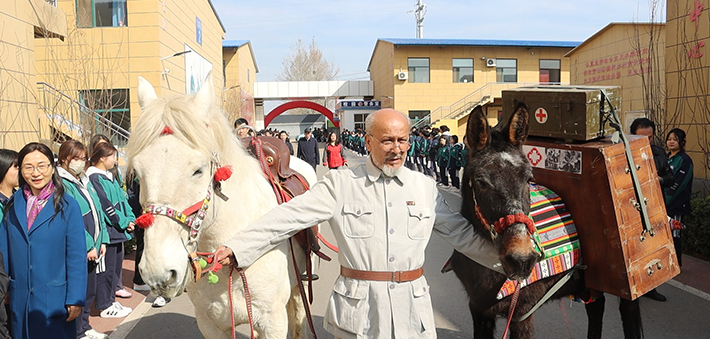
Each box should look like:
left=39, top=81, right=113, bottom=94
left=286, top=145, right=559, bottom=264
left=473, top=196, right=535, bottom=240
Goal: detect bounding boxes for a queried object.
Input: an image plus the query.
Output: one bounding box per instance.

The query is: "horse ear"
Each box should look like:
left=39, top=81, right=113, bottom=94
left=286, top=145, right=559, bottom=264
left=137, top=76, right=158, bottom=110
left=465, top=106, right=490, bottom=151
left=503, top=102, right=530, bottom=147
left=194, top=71, right=214, bottom=112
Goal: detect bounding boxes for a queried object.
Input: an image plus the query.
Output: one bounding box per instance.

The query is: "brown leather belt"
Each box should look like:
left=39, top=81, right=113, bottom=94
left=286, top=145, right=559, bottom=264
left=340, top=266, right=423, bottom=283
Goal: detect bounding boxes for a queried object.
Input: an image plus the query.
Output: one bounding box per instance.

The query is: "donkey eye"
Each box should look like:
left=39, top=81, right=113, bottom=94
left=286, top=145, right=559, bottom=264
left=474, top=179, right=490, bottom=188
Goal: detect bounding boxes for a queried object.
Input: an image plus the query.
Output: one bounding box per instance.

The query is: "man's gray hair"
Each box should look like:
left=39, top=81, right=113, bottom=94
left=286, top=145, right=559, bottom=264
left=365, top=110, right=410, bottom=134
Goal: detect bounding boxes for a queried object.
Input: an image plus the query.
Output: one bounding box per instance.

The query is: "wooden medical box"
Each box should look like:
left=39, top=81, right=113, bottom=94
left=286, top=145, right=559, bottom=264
left=502, top=86, right=621, bottom=141
left=523, top=135, right=680, bottom=300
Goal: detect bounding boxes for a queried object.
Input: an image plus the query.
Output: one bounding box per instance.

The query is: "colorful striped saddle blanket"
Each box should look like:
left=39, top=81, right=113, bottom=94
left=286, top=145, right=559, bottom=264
left=496, top=183, right=581, bottom=300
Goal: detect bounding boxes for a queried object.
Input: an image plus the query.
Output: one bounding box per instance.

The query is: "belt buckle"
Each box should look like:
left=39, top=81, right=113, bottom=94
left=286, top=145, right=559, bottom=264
left=392, top=271, right=400, bottom=283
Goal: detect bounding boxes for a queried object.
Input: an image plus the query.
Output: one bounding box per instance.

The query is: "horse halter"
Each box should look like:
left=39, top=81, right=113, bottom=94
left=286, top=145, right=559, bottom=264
left=470, top=185, right=535, bottom=241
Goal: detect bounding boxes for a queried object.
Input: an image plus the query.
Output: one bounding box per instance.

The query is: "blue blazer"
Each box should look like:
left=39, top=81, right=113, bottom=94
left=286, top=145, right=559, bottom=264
left=0, top=189, right=86, bottom=339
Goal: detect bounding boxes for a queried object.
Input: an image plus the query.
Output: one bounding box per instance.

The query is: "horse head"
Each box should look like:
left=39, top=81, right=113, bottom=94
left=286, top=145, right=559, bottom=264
left=127, top=73, right=247, bottom=297
left=463, top=102, right=539, bottom=280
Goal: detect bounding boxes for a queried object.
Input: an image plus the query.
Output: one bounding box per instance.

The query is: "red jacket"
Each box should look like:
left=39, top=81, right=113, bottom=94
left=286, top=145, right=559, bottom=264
left=323, top=143, right=346, bottom=168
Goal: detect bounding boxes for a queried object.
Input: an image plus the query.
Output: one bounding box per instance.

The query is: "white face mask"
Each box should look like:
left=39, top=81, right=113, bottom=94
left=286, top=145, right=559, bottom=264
left=69, top=159, right=86, bottom=175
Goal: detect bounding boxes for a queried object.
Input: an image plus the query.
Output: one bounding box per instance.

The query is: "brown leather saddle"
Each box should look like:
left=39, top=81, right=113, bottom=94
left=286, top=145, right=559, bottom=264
left=241, top=136, right=330, bottom=262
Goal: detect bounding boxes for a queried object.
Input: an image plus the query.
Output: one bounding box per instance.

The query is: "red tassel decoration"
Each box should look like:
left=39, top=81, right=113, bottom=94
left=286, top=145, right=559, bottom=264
left=161, top=126, right=173, bottom=135
left=214, top=165, right=233, bottom=182
left=136, top=213, right=155, bottom=229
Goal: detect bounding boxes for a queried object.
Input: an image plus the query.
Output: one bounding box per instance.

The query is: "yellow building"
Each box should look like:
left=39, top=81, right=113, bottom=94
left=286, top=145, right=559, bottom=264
left=666, top=0, right=710, bottom=181
left=566, top=23, right=666, bottom=133
left=367, top=38, right=578, bottom=136
left=222, top=40, right=258, bottom=126
left=32, top=0, right=226, bottom=147
left=0, top=0, right=66, bottom=150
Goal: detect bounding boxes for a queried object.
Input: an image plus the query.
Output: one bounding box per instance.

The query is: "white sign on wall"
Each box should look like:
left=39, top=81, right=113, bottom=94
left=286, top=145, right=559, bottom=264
left=184, top=44, right=212, bottom=94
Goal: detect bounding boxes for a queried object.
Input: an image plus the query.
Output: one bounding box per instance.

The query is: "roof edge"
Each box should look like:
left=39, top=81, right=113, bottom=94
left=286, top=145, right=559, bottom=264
left=564, top=22, right=665, bottom=57
left=207, top=0, right=226, bottom=33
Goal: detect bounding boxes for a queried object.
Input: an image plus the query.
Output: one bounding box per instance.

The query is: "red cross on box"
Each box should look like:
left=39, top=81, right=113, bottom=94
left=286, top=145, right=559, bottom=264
left=527, top=147, right=543, bottom=166
left=535, top=108, right=548, bottom=124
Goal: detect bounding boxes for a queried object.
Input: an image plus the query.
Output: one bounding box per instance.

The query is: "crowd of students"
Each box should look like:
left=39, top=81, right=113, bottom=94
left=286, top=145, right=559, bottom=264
left=0, top=135, right=141, bottom=339
left=341, top=124, right=467, bottom=188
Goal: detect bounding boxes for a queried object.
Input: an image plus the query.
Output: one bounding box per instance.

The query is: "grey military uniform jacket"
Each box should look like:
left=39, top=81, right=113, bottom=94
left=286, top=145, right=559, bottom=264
left=224, top=159, right=501, bottom=338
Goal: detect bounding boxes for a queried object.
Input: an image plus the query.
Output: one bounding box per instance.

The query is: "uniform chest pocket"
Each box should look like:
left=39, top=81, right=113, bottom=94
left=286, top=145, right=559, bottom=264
left=407, top=205, right=432, bottom=240
left=342, top=203, right=375, bottom=238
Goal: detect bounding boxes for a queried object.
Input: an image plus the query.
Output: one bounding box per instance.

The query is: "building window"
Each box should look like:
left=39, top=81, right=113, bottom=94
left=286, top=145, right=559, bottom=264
left=540, top=59, right=561, bottom=84
left=408, top=110, right=430, bottom=126
left=354, top=113, right=369, bottom=130
left=80, top=89, right=130, bottom=145
left=496, top=59, right=517, bottom=82
left=408, top=58, right=430, bottom=83
left=76, top=0, right=128, bottom=28
left=453, top=58, right=473, bottom=83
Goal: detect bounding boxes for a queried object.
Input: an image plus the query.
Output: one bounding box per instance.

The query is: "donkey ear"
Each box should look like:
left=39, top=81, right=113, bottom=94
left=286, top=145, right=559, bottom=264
left=465, top=106, right=490, bottom=151
left=194, top=71, right=214, bottom=112
left=503, top=102, right=530, bottom=147
left=137, top=76, right=158, bottom=110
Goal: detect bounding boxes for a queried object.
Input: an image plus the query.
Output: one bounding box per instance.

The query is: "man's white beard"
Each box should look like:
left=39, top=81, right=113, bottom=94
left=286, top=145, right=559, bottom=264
left=375, top=153, right=405, bottom=177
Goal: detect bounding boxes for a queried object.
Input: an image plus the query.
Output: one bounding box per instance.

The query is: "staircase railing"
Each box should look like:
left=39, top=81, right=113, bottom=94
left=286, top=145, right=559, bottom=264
left=411, top=82, right=569, bottom=129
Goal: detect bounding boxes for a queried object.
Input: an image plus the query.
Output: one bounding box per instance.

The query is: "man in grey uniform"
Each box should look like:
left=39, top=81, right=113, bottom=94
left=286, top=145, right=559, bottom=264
left=217, top=109, right=501, bottom=338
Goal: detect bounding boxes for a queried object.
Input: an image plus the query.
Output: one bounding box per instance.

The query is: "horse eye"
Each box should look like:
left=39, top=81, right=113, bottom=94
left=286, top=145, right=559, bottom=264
left=193, top=168, right=203, bottom=176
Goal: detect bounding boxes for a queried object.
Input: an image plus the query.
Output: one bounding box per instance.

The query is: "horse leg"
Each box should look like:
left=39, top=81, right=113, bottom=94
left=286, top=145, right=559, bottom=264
left=471, top=303, right=495, bottom=339
left=619, top=298, right=644, bottom=339
left=195, top=312, right=232, bottom=339
left=287, top=283, right=308, bottom=339
left=508, top=315, right=534, bottom=339
left=584, top=294, right=605, bottom=339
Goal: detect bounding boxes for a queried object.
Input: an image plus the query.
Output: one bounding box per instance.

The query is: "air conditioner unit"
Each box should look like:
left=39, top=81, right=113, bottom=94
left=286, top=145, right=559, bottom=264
left=397, top=71, right=408, bottom=80
left=486, top=59, right=497, bottom=68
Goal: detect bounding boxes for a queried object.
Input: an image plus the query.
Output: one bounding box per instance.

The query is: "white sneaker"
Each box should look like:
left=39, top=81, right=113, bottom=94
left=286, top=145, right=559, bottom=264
left=83, top=329, right=108, bottom=339
left=100, top=302, right=132, bottom=318
left=152, top=296, right=170, bottom=307
left=133, top=283, right=150, bottom=291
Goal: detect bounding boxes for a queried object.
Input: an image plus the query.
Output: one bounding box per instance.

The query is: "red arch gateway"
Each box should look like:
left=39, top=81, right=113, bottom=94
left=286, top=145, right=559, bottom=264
left=265, top=100, right=339, bottom=128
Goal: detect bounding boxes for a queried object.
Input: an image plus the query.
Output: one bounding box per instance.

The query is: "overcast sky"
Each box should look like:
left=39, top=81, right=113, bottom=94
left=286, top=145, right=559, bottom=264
left=210, top=0, right=663, bottom=82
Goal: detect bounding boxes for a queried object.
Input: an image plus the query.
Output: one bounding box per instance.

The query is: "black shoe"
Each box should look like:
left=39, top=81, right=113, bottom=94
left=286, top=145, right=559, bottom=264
left=643, top=289, right=667, bottom=302
left=301, top=273, right=319, bottom=281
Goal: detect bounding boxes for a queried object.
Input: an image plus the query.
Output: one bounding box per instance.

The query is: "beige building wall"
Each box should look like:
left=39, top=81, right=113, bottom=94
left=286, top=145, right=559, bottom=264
left=666, top=0, right=710, bottom=181
left=0, top=0, right=66, bottom=150
left=567, top=23, right=666, bottom=133
left=34, top=0, right=225, bottom=145
left=368, top=40, right=574, bottom=137
left=223, top=42, right=257, bottom=124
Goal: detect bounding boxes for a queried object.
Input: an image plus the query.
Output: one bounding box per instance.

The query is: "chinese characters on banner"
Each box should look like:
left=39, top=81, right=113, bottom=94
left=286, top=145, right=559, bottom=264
left=688, top=0, right=705, bottom=59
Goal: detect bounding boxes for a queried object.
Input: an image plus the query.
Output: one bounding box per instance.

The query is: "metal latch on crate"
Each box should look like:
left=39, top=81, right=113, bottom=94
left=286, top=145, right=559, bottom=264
left=599, top=90, right=654, bottom=238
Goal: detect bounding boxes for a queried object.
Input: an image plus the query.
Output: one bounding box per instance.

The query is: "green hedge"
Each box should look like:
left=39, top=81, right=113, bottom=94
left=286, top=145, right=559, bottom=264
left=682, top=196, right=710, bottom=260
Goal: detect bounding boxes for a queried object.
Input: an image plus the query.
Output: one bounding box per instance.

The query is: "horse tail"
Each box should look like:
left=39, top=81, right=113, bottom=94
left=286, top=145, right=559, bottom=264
left=619, top=297, right=644, bottom=339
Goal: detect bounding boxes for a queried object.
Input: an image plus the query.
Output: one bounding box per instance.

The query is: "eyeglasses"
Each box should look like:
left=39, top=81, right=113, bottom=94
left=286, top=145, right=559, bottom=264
left=368, top=134, right=410, bottom=150
left=21, top=163, right=52, bottom=175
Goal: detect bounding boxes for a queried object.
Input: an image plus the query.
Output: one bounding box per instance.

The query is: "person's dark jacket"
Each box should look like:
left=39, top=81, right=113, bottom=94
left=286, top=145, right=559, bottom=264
left=0, top=251, right=9, bottom=339
left=297, top=136, right=319, bottom=168
left=284, top=140, right=294, bottom=155
left=665, top=150, right=694, bottom=216
left=651, top=145, right=675, bottom=190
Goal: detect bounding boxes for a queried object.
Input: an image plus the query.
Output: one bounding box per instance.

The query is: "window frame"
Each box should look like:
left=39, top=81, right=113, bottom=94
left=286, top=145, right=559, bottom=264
left=539, top=59, right=561, bottom=84
left=76, top=0, right=128, bottom=28
left=496, top=59, right=518, bottom=83
left=79, top=89, right=131, bottom=145
left=408, top=57, right=430, bottom=83
left=452, top=58, right=474, bottom=83
left=354, top=113, right=369, bottom=130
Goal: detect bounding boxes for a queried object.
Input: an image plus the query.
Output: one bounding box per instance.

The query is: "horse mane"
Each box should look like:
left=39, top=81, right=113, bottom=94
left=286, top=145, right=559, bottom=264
left=126, top=92, right=258, bottom=180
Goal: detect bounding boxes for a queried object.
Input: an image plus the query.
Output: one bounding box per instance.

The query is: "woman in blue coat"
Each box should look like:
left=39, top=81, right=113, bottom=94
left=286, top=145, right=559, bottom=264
left=0, top=142, right=86, bottom=339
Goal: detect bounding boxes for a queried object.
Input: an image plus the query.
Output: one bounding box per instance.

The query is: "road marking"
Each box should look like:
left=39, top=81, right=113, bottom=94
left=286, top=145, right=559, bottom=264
left=667, top=279, right=710, bottom=302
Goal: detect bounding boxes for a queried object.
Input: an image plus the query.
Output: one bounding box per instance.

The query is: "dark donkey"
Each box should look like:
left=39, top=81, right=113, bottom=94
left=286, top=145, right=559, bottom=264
left=449, top=103, right=643, bottom=339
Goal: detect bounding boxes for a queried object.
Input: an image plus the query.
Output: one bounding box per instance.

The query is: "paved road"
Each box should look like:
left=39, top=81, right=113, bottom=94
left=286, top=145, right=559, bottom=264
left=113, top=147, right=710, bottom=338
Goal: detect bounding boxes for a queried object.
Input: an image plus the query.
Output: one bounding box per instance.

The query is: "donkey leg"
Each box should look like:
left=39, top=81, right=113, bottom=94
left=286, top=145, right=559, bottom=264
left=471, top=303, right=495, bottom=339
left=287, top=283, right=308, bottom=339
left=584, top=294, right=605, bottom=339
left=619, top=298, right=644, bottom=339
left=508, top=315, right=535, bottom=339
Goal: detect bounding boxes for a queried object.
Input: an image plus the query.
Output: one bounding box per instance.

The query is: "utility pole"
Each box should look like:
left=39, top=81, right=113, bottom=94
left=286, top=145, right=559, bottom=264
left=414, top=0, right=426, bottom=38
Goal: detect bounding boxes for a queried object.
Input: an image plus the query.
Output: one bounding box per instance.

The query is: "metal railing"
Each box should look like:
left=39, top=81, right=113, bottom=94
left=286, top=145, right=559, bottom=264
left=412, top=82, right=569, bottom=129
left=36, top=82, right=131, bottom=158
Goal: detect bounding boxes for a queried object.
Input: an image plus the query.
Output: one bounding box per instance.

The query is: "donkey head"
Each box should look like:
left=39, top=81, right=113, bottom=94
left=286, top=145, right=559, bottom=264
left=463, top=103, right=539, bottom=280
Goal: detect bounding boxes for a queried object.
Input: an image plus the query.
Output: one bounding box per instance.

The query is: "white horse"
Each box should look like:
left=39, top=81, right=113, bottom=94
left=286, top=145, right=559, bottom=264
left=127, top=74, right=313, bottom=338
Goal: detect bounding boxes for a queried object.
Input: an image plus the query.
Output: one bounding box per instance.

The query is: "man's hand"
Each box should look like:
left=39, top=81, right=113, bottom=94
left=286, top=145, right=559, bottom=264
left=127, top=222, right=136, bottom=232
left=100, top=244, right=106, bottom=257
left=87, top=248, right=98, bottom=262
left=216, top=246, right=236, bottom=266
left=66, top=305, right=81, bottom=321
